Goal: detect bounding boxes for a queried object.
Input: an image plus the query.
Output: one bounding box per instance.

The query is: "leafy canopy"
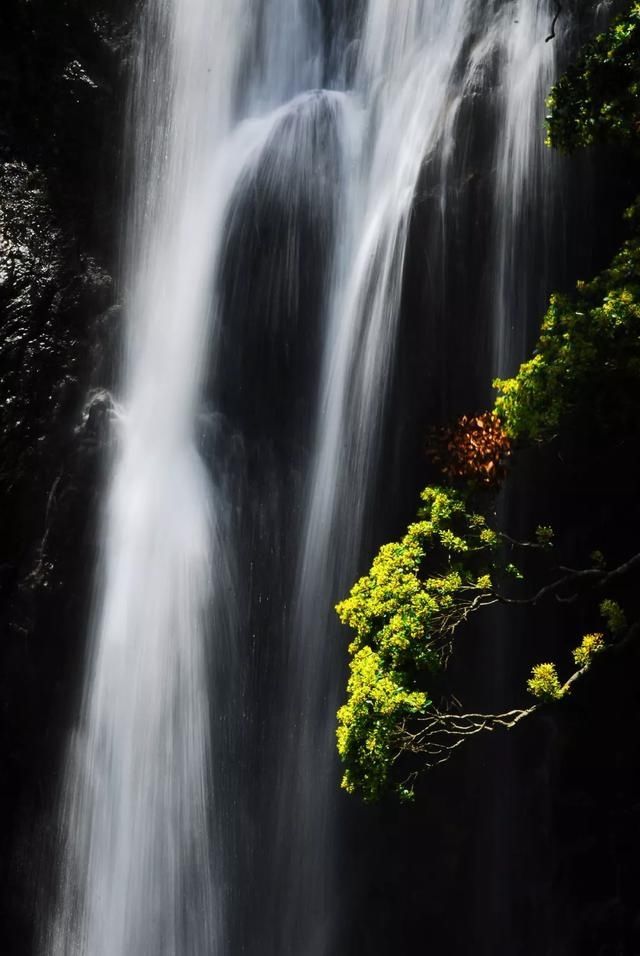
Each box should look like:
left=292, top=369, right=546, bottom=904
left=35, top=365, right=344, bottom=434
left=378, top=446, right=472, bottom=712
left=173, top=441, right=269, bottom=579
left=336, top=2, right=640, bottom=804
left=527, top=663, right=565, bottom=702
left=572, top=633, right=606, bottom=668
left=336, top=487, right=501, bottom=802
left=494, top=3, right=640, bottom=442
left=547, top=1, right=640, bottom=152
left=494, top=203, right=640, bottom=441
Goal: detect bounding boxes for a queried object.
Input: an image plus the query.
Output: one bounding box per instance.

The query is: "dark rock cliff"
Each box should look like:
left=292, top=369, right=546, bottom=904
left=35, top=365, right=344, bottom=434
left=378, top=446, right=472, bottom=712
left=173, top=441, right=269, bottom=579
left=0, top=2, right=130, bottom=949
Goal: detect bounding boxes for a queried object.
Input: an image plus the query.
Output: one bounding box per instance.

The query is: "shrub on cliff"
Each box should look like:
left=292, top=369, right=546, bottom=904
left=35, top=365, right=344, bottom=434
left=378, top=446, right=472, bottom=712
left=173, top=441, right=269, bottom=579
left=493, top=201, right=640, bottom=442
left=335, top=2, right=640, bottom=803
left=546, top=2, right=640, bottom=152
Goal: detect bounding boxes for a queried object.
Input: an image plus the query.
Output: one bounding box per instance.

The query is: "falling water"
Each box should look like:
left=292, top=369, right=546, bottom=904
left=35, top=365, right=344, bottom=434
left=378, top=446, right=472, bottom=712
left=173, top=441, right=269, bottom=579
left=283, top=3, right=565, bottom=950
left=492, top=1, right=560, bottom=375
left=46, top=1, right=576, bottom=954
left=46, top=2, right=249, bottom=953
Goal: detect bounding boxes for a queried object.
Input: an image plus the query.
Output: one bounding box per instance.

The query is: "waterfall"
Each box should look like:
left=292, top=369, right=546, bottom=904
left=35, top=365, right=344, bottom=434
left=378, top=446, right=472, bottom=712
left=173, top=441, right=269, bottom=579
left=492, top=2, right=560, bottom=375
left=45, top=1, right=570, bottom=954
left=46, top=2, right=249, bottom=953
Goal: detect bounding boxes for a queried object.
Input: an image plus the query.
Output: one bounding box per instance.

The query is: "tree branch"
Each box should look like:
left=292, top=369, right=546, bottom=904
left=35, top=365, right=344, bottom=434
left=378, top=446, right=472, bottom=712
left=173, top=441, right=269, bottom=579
left=493, top=551, right=640, bottom=607
left=395, top=706, right=536, bottom=770
left=500, top=532, right=547, bottom=551
left=387, top=612, right=640, bottom=797
left=546, top=2, right=563, bottom=43
left=425, top=591, right=498, bottom=666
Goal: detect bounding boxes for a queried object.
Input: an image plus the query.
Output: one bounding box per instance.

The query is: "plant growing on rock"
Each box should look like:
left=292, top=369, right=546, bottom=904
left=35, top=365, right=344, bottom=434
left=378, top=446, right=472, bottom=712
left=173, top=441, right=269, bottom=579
left=546, top=1, right=640, bottom=152
left=336, top=486, right=499, bottom=800
left=336, top=483, right=639, bottom=801
left=336, top=0, right=640, bottom=804
left=493, top=204, right=640, bottom=443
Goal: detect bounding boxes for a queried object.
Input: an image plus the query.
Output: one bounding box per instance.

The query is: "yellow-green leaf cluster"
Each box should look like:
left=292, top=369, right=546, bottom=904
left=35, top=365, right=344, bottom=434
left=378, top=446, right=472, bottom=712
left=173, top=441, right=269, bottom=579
left=494, top=208, right=640, bottom=442
left=535, top=525, right=554, bottom=549
left=336, top=647, right=429, bottom=801
left=502, top=5, right=640, bottom=444
left=572, top=632, right=606, bottom=668
left=336, top=487, right=499, bottom=801
left=600, top=598, right=628, bottom=635
left=527, top=662, right=565, bottom=702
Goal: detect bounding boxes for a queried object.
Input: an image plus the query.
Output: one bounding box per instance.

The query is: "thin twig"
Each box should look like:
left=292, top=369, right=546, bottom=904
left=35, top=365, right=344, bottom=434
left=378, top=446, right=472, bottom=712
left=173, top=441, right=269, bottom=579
left=501, top=532, right=548, bottom=551
left=493, top=551, right=640, bottom=607
left=395, top=707, right=536, bottom=769
left=546, top=1, right=563, bottom=43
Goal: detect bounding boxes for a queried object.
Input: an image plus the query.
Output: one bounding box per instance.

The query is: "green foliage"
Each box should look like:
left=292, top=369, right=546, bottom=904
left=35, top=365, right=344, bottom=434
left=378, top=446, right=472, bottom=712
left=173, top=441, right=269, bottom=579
left=496, top=4, right=640, bottom=444
left=505, top=562, right=524, bottom=580
left=572, top=632, right=606, bottom=668
left=527, top=662, right=565, bottom=701
left=336, top=486, right=500, bottom=801
left=535, top=525, right=554, bottom=549
left=493, top=203, right=640, bottom=441
left=547, top=2, right=640, bottom=153
left=336, top=6, right=640, bottom=806
left=336, top=647, right=429, bottom=802
left=600, top=598, right=628, bottom=635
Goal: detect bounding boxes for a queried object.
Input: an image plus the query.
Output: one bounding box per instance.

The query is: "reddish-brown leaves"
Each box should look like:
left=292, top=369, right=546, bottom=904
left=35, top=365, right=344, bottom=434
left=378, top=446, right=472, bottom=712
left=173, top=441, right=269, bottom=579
left=427, top=412, right=511, bottom=487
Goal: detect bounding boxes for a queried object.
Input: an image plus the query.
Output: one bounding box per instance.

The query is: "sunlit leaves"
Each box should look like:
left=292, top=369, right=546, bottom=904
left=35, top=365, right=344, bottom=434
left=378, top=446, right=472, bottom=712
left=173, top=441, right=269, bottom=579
left=336, top=487, right=499, bottom=801
left=572, top=632, right=606, bottom=668
left=494, top=205, right=640, bottom=441
left=600, top=598, right=627, bottom=635
left=527, top=662, right=565, bottom=701
left=546, top=1, right=640, bottom=152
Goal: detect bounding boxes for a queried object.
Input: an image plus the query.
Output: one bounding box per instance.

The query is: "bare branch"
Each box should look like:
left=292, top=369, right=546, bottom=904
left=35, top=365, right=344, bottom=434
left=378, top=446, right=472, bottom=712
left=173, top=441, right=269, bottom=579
left=495, top=568, right=603, bottom=606
left=493, top=551, right=640, bottom=607
left=500, top=533, right=547, bottom=551
left=546, top=2, right=563, bottom=43
left=381, top=611, right=640, bottom=803
left=394, top=706, right=536, bottom=770
left=429, top=591, right=498, bottom=665
left=597, top=551, right=640, bottom=586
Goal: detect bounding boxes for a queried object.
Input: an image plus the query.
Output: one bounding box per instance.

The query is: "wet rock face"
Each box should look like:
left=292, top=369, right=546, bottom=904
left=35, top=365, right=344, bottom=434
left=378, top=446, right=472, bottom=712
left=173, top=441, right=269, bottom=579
left=0, top=0, right=131, bottom=251
left=0, top=0, right=132, bottom=578
left=0, top=159, right=117, bottom=591
left=0, top=4, right=129, bottom=951
left=1, top=164, right=111, bottom=480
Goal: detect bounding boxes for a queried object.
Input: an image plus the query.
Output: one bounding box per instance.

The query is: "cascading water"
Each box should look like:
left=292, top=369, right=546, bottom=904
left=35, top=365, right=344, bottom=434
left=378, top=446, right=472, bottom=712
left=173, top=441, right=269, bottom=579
left=281, top=4, right=566, bottom=951
left=45, top=2, right=251, bottom=953
left=45, top=1, right=576, bottom=954
left=492, top=2, right=560, bottom=375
